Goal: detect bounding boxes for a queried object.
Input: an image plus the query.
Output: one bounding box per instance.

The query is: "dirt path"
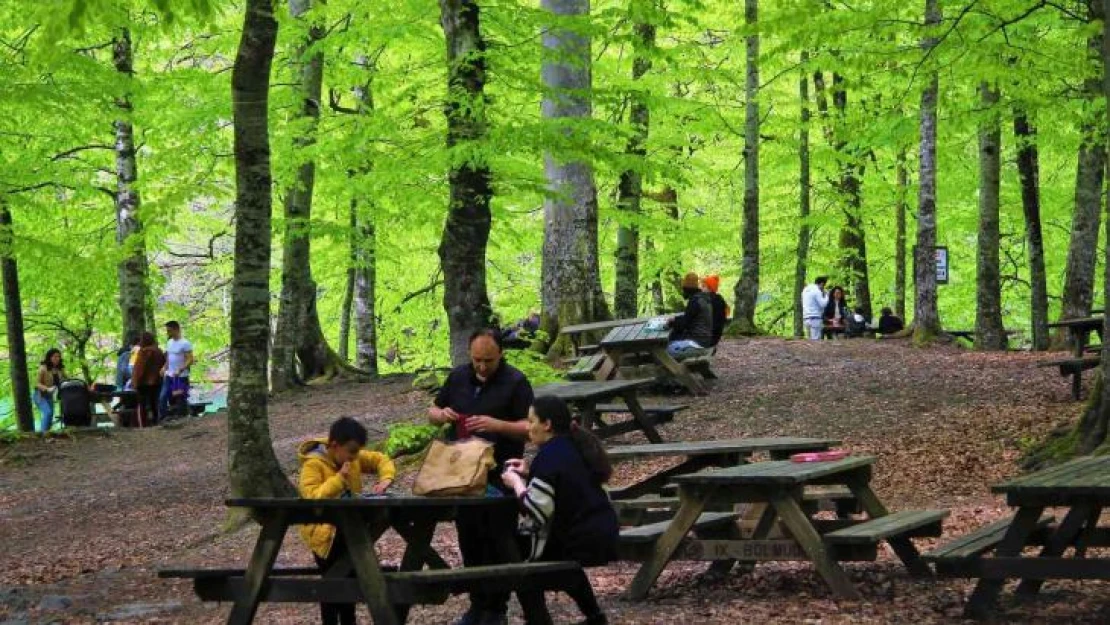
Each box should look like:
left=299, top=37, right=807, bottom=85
left=2, top=338, right=1106, bottom=623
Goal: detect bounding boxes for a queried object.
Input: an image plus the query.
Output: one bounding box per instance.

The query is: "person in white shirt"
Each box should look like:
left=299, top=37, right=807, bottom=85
left=159, top=320, right=195, bottom=417
left=800, top=276, right=829, bottom=341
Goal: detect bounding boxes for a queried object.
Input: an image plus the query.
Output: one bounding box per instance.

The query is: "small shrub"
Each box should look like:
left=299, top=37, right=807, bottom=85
left=383, top=422, right=443, bottom=458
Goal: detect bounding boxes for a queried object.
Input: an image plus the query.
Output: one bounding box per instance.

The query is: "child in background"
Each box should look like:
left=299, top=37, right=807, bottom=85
left=501, top=396, right=618, bottom=625
left=298, top=417, right=396, bottom=625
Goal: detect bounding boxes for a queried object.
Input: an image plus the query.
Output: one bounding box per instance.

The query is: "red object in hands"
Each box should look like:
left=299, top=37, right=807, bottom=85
left=455, top=414, right=471, bottom=439
left=790, top=450, right=848, bottom=463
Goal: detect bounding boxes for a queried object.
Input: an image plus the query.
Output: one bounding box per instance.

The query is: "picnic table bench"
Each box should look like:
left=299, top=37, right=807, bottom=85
left=624, top=456, right=947, bottom=600
left=596, top=321, right=710, bottom=395
left=930, top=455, right=1110, bottom=619
left=944, top=328, right=1019, bottom=346
left=535, top=379, right=664, bottom=443
left=159, top=497, right=580, bottom=625
left=1045, top=316, right=1104, bottom=399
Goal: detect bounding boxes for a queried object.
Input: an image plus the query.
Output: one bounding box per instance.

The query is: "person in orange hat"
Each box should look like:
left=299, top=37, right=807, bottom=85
left=700, top=274, right=730, bottom=346
left=666, top=272, right=714, bottom=358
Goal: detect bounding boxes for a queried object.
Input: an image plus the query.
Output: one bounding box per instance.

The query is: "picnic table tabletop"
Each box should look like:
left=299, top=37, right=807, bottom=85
left=599, top=321, right=670, bottom=349
left=607, top=437, right=840, bottom=461
left=590, top=321, right=708, bottom=396
left=962, top=455, right=1110, bottom=618
left=559, top=315, right=659, bottom=336
left=535, top=379, right=653, bottom=401
left=1046, top=315, right=1104, bottom=330
left=627, top=454, right=934, bottom=601
left=205, top=495, right=519, bottom=625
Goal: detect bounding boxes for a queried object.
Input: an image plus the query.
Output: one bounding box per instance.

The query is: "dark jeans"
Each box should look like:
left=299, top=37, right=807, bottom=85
left=514, top=535, right=603, bottom=625
left=456, top=488, right=519, bottom=614
left=136, top=384, right=160, bottom=426
left=158, top=375, right=189, bottom=418
left=313, top=535, right=357, bottom=625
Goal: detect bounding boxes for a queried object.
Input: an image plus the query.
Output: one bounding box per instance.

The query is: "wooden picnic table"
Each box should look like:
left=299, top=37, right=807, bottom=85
left=959, top=455, right=1110, bottom=619
left=559, top=316, right=665, bottom=355
left=606, top=437, right=839, bottom=501
left=626, top=456, right=946, bottom=600
left=535, top=379, right=663, bottom=443
left=160, top=496, right=570, bottom=625
left=1045, top=316, right=1104, bottom=398
left=596, top=321, right=708, bottom=395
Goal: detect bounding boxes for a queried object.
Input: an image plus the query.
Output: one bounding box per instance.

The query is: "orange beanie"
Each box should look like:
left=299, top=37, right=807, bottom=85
left=704, top=274, right=720, bottom=293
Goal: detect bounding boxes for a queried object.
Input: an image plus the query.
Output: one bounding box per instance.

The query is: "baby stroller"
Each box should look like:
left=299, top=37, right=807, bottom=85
left=57, top=379, right=92, bottom=428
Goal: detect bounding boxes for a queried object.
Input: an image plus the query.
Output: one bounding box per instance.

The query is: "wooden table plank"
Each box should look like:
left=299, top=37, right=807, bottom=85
left=607, top=438, right=839, bottom=461
left=991, top=456, right=1110, bottom=506
left=560, top=316, right=659, bottom=336
left=672, top=457, right=875, bottom=486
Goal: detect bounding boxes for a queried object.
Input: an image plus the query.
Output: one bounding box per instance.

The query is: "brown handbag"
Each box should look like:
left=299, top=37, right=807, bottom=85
left=413, top=438, right=496, bottom=497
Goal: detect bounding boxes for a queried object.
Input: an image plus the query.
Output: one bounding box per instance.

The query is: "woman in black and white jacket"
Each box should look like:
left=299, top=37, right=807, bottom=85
left=501, top=395, right=618, bottom=625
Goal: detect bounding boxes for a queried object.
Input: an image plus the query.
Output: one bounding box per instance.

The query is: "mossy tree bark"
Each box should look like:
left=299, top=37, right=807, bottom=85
left=1014, top=110, right=1049, bottom=351
left=975, top=82, right=1006, bottom=351
left=540, top=0, right=609, bottom=356
left=439, top=0, right=494, bottom=366
left=895, top=148, right=909, bottom=321
left=793, top=52, right=812, bottom=338
left=911, top=0, right=943, bottom=343
left=0, top=199, right=34, bottom=432
left=228, top=0, right=296, bottom=499
left=731, top=0, right=760, bottom=335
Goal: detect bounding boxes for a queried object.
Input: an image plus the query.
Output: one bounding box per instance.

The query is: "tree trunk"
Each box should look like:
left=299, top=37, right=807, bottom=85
left=645, top=187, right=683, bottom=315
left=831, top=74, right=871, bottom=319
left=338, top=205, right=355, bottom=362
left=438, top=0, right=494, bottom=366
left=352, top=56, right=379, bottom=374
left=895, top=148, right=908, bottom=320
left=0, top=200, right=34, bottom=433
left=912, top=0, right=943, bottom=342
left=228, top=0, right=295, bottom=499
left=731, top=0, right=760, bottom=334
left=271, top=0, right=340, bottom=390
left=540, top=0, right=609, bottom=355
left=113, top=29, right=151, bottom=343
left=793, top=52, right=812, bottom=338
left=614, top=1, right=655, bottom=319
left=975, top=82, right=1006, bottom=350
left=1059, top=0, right=1106, bottom=345
left=1014, top=110, right=1049, bottom=351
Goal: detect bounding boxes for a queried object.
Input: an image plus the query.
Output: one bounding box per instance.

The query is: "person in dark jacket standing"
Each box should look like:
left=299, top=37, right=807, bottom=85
left=666, top=271, right=714, bottom=358
left=501, top=396, right=617, bottom=625
left=428, top=328, right=534, bottom=625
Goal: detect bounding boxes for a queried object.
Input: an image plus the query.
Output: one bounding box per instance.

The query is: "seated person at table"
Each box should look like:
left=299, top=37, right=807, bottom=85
left=822, top=286, right=849, bottom=332
left=428, top=328, right=534, bottom=625
left=845, top=306, right=869, bottom=338
left=702, top=274, right=730, bottom=346
left=877, top=306, right=904, bottom=335
left=667, top=272, right=714, bottom=359
left=501, top=396, right=618, bottom=625
left=298, top=417, right=396, bottom=625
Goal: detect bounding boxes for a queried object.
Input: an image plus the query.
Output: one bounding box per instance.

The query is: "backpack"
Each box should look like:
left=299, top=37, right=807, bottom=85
left=845, top=313, right=868, bottom=338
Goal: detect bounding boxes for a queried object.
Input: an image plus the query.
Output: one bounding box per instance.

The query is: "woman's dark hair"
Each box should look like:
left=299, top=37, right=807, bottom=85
left=468, top=327, right=503, bottom=351
left=829, top=286, right=845, bottom=299
left=532, top=395, right=612, bottom=484
left=139, top=331, right=156, bottom=348
left=41, top=348, right=63, bottom=369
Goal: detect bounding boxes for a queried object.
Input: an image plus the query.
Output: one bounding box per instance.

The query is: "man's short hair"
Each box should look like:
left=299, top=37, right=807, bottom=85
left=329, top=416, right=368, bottom=447
left=165, top=320, right=181, bottom=330
left=468, top=327, right=503, bottom=351
left=815, top=276, right=829, bottom=286
left=881, top=307, right=893, bottom=316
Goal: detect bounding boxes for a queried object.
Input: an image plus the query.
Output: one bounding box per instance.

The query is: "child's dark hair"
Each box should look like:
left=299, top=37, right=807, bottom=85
left=329, top=416, right=368, bottom=447
left=532, top=395, right=612, bottom=484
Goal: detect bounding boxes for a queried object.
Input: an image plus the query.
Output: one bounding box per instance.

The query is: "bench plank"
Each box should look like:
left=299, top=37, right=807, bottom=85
left=823, top=510, right=948, bottom=545
left=619, top=512, right=739, bottom=544
left=924, top=514, right=1054, bottom=566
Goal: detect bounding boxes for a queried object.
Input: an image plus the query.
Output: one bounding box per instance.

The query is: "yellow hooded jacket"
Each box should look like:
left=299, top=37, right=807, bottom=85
left=297, top=438, right=397, bottom=558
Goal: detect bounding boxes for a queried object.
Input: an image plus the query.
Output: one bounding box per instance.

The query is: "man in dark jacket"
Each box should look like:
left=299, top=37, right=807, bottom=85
left=667, top=272, right=714, bottom=359
left=702, top=274, right=729, bottom=346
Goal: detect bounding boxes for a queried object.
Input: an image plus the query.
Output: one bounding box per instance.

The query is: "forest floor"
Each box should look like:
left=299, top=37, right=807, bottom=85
left=2, top=337, right=1108, bottom=624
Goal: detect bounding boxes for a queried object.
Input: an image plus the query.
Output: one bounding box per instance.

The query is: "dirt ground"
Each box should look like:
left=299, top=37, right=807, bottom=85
left=2, top=337, right=1108, bottom=624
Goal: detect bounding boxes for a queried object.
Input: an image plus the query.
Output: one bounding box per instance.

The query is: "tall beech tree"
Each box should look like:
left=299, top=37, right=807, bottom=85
left=0, top=199, right=33, bottom=432
left=438, top=0, right=494, bottom=365
left=975, top=82, right=1005, bottom=350
left=793, top=54, right=812, bottom=338
left=540, top=0, right=609, bottom=352
left=732, top=0, right=760, bottom=334
left=1013, top=110, right=1048, bottom=351
left=227, top=0, right=294, bottom=500
left=112, top=28, right=152, bottom=343
left=271, top=0, right=347, bottom=389
left=912, top=0, right=943, bottom=342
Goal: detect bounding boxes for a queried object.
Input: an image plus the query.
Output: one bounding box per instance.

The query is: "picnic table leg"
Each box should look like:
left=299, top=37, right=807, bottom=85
left=336, top=509, right=400, bottom=625
left=1015, top=504, right=1099, bottom=596
left=621, top=391, right=663, bottom=444
left=628, top=486, right=712, bottom=600
left=1071, top=505, right=1103, bottom=559
left=844, top=476, right=931, bottom=578
left=595, top=350, right=619, bottom=381
left=964, top=505, right=1045, bottom=619
left=769, top=491, right=860, bottom=600
left=649, top=346, right=706, bottom=396
left=226, top=510, right=289, bottom=625
left=395, top=517, right=450, bottom=571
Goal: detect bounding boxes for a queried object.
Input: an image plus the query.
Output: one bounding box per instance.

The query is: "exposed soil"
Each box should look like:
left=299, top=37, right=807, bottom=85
left=2, top=337, right=1107, bottom=624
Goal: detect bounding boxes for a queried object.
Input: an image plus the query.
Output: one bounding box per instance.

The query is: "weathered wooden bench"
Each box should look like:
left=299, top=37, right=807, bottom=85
left=1036, top=355, right=1101, bottom=399
left=618, top=511, right=740, bottom=560
left=612, top=495, right=681, bottom=525
left=923, top=514, right=1055, bottom=577
left=590, top=404, right=683, bottom=440
left=823, top=509, right=948, bottom=575
left=162, top=561, right=581, bottom=623
left=680, top=355, right=717, bottom=380
left=596, top=403, right=687, bottom=420
left=567, top=353, right=606, bottom=381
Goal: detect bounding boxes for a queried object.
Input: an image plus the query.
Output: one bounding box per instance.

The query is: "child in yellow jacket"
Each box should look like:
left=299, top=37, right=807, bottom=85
left=298, top=416, right=396, bottom=625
